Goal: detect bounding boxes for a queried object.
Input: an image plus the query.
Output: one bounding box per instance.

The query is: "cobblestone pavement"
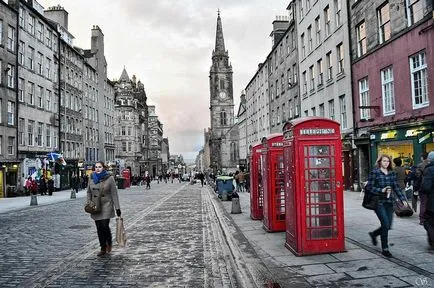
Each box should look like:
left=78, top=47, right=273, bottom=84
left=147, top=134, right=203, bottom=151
left=0, top=183, right=241, bottom=288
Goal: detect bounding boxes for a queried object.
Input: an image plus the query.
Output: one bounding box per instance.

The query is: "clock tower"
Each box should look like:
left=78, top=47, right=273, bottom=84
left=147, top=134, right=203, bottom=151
left=209, top=10, right=235, bottom=173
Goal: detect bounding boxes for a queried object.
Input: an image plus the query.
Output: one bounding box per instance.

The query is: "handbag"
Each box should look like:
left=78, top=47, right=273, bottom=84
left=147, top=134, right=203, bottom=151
left=393, top=194, right=413, bottom=217
left=84, top=181, right=105, bottom=214
left=362, top=177, right=379, bottom=210
left=116, top=217, right=127, bottom=246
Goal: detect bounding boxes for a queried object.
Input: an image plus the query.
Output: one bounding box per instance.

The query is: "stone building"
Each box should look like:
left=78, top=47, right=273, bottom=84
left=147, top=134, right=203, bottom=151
left=0, top=1, right=19, bottom=197
left=160, top=137, right=170, bottom=175
left=147, top=105, right=163, bottom=177
left=295, top=0, right=354, bottom=188
left=8, top=0, right=61, bottom=191
left=208, top=11, right=239, bottom=174
left=349, top=0, right=434, bottom=184
left=113, top=68, right=148, bottom=176
left=236, top=91, right=247, bottom=167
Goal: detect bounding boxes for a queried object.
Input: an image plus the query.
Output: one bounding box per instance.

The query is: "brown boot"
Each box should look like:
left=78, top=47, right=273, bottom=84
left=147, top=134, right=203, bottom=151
left=106, top=244, right=112, bottom=253
left=97, top=248, right=106, bottom=257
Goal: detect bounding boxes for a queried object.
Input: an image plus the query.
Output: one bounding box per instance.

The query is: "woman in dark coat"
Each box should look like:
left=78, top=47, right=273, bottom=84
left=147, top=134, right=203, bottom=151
left=87, top=161, right=121, bottom=257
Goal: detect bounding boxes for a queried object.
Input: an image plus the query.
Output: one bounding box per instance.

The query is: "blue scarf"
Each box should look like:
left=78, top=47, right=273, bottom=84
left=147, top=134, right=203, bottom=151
left=92, top=170, right=108, bottom=184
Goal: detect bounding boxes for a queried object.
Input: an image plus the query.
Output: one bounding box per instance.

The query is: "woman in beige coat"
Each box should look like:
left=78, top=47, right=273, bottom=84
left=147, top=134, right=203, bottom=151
left=87, top=161, right=121, bottom=256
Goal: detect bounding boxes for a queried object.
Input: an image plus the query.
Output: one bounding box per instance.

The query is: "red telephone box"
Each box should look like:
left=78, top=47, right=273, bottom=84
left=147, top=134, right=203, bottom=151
left=122, top=169, right=131, bottom=188
left=249, top=143, right=263, bottom=220
left=283, top=117, right=345, bottom=256
left=261, top=133, right=285, bottom=232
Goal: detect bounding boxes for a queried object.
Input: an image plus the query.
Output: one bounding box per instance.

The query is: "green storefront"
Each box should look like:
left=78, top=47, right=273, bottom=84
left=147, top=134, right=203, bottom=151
left=369, top=123, right=434, bottom=168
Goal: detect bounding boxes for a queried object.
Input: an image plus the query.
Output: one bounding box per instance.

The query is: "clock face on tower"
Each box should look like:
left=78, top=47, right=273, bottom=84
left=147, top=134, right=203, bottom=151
left=219, top=91, right=226, bottom=99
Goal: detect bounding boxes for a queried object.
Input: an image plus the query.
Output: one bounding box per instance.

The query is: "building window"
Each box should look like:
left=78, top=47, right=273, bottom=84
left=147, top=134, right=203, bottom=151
left=326, top=51, right=333, bottom=80
left=37, top=52, right=43, bottom=75
left=381, top=66, right=395, bottom=115
left=46, top=58, right=51, bottom=79
left=339, top=95, right=347, bottom=129
left=307, top=26, right=312, bottom=52
left=406, top=0, right=425, bottom=26
left=28, top=46, right=35, bottom=70
left=356, top=21, right=367, bottom=57
left=328, top=99, right=335, bottom=120
left=299, top=0, right=304, bottom=19
left=46, top=89, right=52, bottom=111
left=295, top=96, right=300, bottom=116
left=309, top=65, right=315, bottom=90
left=359, top=78, right=370, bottom=119
left=315, top=16, right=321, bottom=45
left=37, top=86, right=44, bottom=108
left=302, top=71, right=307, bottom=95
left=317, top=59, right=324, bottom=86
left=28, top=14, right=35, bottom=35
left=7, top=25, right=15, bottom=51
left=287, top=68, right=292, bottom=88
left=28, top=82, right=35, bottom=105
left=0, top=21, right=2, bottom=46
left=324, top=6, right=331, bottom=37
left=319, top=103, right=325, bottom=117
left=335, top=0, right=342, bottom=27
left=19, top=41, right=25, bottom=65
left=277, top=106, right=281, bottom=124
left=7, top=137, right=14, bottom=155
left=311, top=107, right=316, bottom=116
left=7, top=101, right=15, bottom=125
left=410, top=51, right=428, bottom=109
left=37, top=21, right=43, bottom=42
left=0, top=99, right=2, bottom=123
left=0, top=136, right=2, bottom=155
left=37, top=122, right=43, bottom=146
left=292, top=64, right=298, bottom=84
left=19, top=118, right=25, bottom=145
left=276, top=79, right=280, bottom=97
left=301, top=33, right=305, bottom=58
left=19, top=7, right=24, bottom=27
left=378, top=2, right=391, bottom=44
left=46, top=127, right=51, bottom=148
left=220, top=111, right=227, bottom=125
left=336, top=43, right=344, bottom=74
left=28, top=120, right=34, bottom=146
left=7, top=64, right=15, bottom=88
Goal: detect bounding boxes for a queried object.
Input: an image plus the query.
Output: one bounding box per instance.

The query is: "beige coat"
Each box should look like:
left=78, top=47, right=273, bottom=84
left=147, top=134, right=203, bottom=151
left=86, top=174, right=120, bottom=221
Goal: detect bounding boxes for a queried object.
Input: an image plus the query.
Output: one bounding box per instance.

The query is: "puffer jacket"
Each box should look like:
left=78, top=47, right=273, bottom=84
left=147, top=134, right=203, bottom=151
left=421, top=162, right=434, bottom=213
left=86, top=174, right=120, bottom=221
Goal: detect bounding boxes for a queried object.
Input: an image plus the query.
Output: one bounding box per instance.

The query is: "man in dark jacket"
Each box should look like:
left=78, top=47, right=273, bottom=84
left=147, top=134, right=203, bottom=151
left=421, top=151, right=434, bottom=249
left=416, top=152, right=430, bottom=224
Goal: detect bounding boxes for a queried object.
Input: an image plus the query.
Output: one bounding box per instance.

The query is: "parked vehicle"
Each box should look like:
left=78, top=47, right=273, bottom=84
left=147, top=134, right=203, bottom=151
left=214, top=176, right=235, bottom=200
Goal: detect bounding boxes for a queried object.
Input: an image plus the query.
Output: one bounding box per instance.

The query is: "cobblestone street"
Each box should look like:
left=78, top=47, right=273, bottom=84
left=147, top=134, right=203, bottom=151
left=0, top=183, right=239, bottom=288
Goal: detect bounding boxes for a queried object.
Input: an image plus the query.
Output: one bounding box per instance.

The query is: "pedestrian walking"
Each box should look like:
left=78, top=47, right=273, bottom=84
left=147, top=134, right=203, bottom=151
left=145, top=175, right=151, bottom=189
left=47, top=177, right=54, bottom=196
left=86, top=161, right=121, bottom=257
left=421, top=151, right=434, bottom=249
left=415, top=152, right=430, bottom=225
left=393, top=158, right=406, bottom=190
left=366, top=154, right=409, bottom=258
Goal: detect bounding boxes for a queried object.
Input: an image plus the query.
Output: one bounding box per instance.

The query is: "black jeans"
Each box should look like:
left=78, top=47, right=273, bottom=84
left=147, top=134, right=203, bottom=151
left=424, top=210, right=434, bottom=247
left=95, top=219, right=112, bottom=250
left=372, top=202, right=394, bottom=250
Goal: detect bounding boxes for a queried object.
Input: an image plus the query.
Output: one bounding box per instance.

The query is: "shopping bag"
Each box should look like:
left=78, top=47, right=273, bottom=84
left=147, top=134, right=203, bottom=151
left=116, top=217, right=127, bottom=246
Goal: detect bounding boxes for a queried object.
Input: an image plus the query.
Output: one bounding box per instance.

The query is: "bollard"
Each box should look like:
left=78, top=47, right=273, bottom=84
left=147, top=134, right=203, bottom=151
left=30, top=195, right=38, bottom=206
left=70, top=189, right=76, bottom=199
left=231, top=198, right=242, bottom=214
left=221, top=191, right=228, bottom=201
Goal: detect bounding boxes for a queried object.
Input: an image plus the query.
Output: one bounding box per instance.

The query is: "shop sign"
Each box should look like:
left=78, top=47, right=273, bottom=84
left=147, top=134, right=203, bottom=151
left=418, top=132, right=433, bottom=144
left=380, top=131, right=397, bottom=140
left=370, top=134, right=376, bottom=140
left=405, top=129, right=423, bottom=137
left=271, top=142, right=284, bottom=147
left=300, top=128, right=335, bottom=135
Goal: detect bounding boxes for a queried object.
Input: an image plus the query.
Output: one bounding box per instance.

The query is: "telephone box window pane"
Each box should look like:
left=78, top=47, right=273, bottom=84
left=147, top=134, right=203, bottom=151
left=309, top=157, right=331, bottom=168
left=309, top=146, right=330, bottom=155
left=331, top=169, right=335, bottom=178
left=331, top=145, right=335, bottom=156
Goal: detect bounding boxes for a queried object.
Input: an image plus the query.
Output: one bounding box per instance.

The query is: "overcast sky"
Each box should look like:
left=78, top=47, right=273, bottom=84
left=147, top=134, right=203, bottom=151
left=42, top=0, right=290, bottom=161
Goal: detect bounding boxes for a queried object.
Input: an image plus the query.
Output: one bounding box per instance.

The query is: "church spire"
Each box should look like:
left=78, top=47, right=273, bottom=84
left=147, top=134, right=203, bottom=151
left=119, top=66, right=130, bottom=82
left=214, top=9, right=226, bottom=54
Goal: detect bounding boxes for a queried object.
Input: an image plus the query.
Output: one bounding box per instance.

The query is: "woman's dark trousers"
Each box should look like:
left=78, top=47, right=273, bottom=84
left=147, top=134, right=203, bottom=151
left=372, top=202, right=394, bottom=250
left=95, top=219, right=111, bottom=250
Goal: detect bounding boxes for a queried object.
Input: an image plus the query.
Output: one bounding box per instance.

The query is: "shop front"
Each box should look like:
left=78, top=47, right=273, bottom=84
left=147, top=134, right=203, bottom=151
left=370, top=124, right=434, bottom=168
left=0, top=161, right=20, bottom=197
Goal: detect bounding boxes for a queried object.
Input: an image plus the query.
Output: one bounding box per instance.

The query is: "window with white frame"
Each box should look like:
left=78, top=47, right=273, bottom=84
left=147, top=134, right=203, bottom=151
left=381, top=66, right=395, bottom=115
left=28, top=81, right=35, bottom=105
left=406, top=0, right=425, bottom=26
left=378, top=2, right=391, bottom=44
left=317, top=58, right=324, bottom=85
left=287, top=68, right=292, bottom=88
left=28, top=120, right=34, bottom=146
left=37, top=52, right=43, bottom=75
left=410, top=51, right=428, bottom=108
left=335, top=0, right=342, bottom=27
left=7, top=137, right=14, bottom=155
left=46, top=127, right=51, bottom=148
left=37, top=86, right=43, bottom=108
left=37, top=122, right=43, bottom=146
left=299, top=0, right=304, bottom=19
left=28, top=14, right=35, bottom=35
left=19, top=41, right=25, bottom=65
left=7, top=64, right=15, bottom=88
left=309, top=65, right=315, bottom=90
left=315, top=16, right=321, bottom=45
left=28, top=46, right=34, bottom=70
left=337, top=43, right=344, bottom=74
left=293, top=64, right=298, bottom=84
left=46, top=89, right=52, bottom=111
left=37, top=21, right=43, bottom=42
left=339, top=95, right=347, bottom=129
left=46, top=28, right=52, bottom=48
left=359, top=78, right=370, bottom=119
left=7, top=25, right=15, bottom=51
left=302, top=71, right=307, bottom=95
left=19, top=7, right=24, bottom=27
left=7, top=101, right=15, bottom=125
left=356, top=21, right=367, bottom=57
left=277, top=106, right=281, bottom=124
left=328, top=99, right=335, bottom=120
left=295, top=96, right=300, bottom=116
left=18, top=118, right=24, bottom=145
left=326, top=51, right=333, bottom=80
left=311, top=107, right=316, bottom=116
left=324, top=6, right=331, bottom=37
left=306, top=0, right=311, bottom=10
left=319, top=103, right=325, bottom=117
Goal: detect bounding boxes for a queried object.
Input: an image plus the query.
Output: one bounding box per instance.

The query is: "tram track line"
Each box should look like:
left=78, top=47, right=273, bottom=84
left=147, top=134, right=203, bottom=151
left=203, top=188, right=259, bottom=288
left=24, top=186, right=183, bottom=288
